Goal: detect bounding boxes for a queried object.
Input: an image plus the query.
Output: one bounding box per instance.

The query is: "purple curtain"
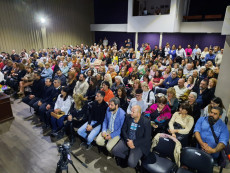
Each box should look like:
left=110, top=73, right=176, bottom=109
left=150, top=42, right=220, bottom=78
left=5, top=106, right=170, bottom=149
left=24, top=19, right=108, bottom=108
left=138, top=33, right=160, bottom=50
left=95, top=31, right=135, bottom=49
left=162, top=33, right=226, bottom=50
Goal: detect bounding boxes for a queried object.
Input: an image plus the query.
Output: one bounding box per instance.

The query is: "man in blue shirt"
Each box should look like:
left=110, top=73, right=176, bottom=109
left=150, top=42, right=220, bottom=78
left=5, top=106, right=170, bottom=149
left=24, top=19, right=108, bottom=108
left=96, top=97, right=125, bottom=152
left=155, top=71, right=179, bottom=95
left=194, top=107, right=229, bottom=159
left=205, top=49, right=216, bottom=64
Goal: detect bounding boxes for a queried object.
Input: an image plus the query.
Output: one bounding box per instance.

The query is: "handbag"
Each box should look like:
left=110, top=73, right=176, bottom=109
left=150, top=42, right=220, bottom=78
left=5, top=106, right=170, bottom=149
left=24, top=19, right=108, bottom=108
left=51, top=111, right=65, bottom=119
left=209, top=123, right=230, bottom=170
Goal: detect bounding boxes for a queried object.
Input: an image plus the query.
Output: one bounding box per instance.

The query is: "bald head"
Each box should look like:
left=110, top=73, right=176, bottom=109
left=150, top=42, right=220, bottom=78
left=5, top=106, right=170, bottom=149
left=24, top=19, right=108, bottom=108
left=178, top=78, right=185, bottom=88
left=131, top=105, right=141, bottom=120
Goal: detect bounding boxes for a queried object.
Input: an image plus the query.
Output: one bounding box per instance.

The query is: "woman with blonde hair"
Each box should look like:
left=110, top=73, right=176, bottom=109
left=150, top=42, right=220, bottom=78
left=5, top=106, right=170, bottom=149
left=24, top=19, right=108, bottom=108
left=167, top=87, right=179, bottom=114
left=103, top=73, right=113, bottom=89
left=141, top=82, right=155, bottom=106
left=208, top=78, right=217, bottom=96
left=162, top=66, right=171, bottom=79
left=18, top=66, right=34, bottom=96
left=64, top=94, right=89, bottom=143
left=128, top=79, right=141, bottom=100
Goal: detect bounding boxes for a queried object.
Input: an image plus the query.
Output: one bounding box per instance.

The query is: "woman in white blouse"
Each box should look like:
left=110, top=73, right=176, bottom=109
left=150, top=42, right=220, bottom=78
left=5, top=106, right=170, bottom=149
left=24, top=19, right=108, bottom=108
left=141, top=82, right=155, bottom=106
left=168, top=103, right=194, bottom=146
left=50, top=87, right=72, bottom=135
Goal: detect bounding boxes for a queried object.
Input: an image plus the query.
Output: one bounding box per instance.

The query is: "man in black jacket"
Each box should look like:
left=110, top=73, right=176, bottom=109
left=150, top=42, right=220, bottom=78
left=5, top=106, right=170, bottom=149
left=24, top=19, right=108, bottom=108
left=77, top=90, right=108, bottom=150
left=53, top=70, right=66, bottom=86
left=22, top=72, right=44, bottom=107
left=193, top=79, right=214, bottom=109
left=39, top=79, right=61, bottom=129
left=32, top=78, right=53, bottom=113
left=112, top=105, right=151, bottom=168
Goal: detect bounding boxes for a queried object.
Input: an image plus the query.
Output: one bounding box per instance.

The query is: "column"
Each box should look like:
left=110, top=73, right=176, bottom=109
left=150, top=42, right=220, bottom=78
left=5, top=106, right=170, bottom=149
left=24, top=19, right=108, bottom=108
left=215, top=36, right=230, bottom=122
left=159, top=32, right=163, bottom=48
left=135, top=32, right=138, bottom=52
left=41, top=26, right=47, bottom=49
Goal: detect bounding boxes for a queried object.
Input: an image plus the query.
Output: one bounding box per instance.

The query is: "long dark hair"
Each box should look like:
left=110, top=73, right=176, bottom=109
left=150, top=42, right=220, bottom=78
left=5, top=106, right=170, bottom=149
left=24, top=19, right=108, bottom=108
left=154, top=70, right=162, bottom=78
left=211, top=97, right=225, bottom=109
left=117, top=86, right=127, bottom=99
left=89, top=77, right=97, bottom=90
left=61, top=87, right=69, bottom=101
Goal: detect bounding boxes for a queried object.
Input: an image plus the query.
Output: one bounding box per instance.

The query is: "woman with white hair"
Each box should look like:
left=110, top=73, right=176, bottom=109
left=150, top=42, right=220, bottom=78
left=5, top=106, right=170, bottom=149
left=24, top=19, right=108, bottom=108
left=185, top=92, right=201, bottom=123
left=141, top=82, right=155, bottom=106
left=103, top=73, right=113, bottom=89
left=111, top=76, right=125, bottom=93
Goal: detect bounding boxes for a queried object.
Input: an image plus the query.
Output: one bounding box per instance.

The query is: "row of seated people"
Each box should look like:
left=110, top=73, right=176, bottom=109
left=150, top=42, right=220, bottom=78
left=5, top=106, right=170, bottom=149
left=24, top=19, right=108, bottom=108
left=21, top=75, right=229, bottom=169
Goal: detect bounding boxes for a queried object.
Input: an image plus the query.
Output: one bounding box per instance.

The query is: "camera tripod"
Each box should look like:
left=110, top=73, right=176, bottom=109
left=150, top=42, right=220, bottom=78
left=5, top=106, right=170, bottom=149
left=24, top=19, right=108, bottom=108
left=56, top=152, right=79, bottom=173
left=55, top=148, right=88, bottom=173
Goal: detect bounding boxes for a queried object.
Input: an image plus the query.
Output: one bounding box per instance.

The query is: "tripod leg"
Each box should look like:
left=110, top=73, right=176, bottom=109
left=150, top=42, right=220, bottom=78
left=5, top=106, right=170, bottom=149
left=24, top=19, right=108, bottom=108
left=70, top=151, right=88, bottom=168
left=69, top=160, right=79, bottom=173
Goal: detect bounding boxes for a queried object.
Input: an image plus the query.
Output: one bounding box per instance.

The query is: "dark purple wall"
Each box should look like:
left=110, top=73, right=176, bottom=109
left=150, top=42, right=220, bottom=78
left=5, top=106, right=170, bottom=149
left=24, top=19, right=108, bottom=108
left=95, top=31, right=135, bottom=48
left=94, top=0, right=128, bottom=24
left=94, top=32, right=226, bottom=51
left=162, top=33, right=226, bottom=50
left=138, top=33, right=160, bottom=50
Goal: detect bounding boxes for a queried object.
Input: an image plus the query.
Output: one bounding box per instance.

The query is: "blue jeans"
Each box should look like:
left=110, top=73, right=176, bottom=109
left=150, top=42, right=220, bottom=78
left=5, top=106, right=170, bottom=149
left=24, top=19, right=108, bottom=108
left=51, top=115, right=68, bottom=131
left=77, top=121, right=101, bottom=145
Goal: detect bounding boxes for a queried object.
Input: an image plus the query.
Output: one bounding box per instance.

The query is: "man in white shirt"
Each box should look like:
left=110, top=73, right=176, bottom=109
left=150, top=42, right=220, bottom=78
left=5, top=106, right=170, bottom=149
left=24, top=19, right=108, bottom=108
left=174, top=78, right=188, bottom=101
left=73, top=74, right=89, bottom=96
left=215, top=49, right=223, bottom=67
left=127, top=89, right=148, bottom=114
left=103, top=37, right=108, bottom=47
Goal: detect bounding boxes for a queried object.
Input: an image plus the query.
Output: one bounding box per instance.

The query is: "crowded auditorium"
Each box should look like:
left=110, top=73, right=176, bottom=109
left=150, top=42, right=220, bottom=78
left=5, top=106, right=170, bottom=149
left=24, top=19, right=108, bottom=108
left=0, top=0, right=230, bottom=173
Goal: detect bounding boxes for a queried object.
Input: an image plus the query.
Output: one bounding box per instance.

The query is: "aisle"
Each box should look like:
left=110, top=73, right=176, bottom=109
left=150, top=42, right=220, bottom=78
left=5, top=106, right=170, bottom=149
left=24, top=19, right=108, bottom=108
left=0, top=99, right=135, bottom=173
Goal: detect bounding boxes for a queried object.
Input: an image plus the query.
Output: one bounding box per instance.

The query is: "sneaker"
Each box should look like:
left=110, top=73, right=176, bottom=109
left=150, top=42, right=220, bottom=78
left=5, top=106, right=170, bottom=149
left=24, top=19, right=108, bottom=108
left=80, top=142, right=87, bottom=148
left=86, top=144, right=92, bottom=150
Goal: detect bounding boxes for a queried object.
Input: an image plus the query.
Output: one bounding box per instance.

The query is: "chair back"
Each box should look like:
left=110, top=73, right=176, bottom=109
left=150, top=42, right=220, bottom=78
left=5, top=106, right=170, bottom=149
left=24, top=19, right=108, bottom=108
left=180, top=147, right=214, bottom=173
left=154, top=136, right=176, bottom=161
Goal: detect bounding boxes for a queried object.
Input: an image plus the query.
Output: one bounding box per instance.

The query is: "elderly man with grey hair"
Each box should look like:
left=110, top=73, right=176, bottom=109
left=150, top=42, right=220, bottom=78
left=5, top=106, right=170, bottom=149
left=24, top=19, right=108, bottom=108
left=185, top=92, right=201, bottom=123
left=96, top=97, right=126, bottom=152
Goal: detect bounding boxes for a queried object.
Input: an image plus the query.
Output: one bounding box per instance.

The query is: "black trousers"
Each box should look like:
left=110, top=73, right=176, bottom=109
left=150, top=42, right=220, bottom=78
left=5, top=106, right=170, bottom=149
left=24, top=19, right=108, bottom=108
left=112, top=139, right=143, bottom=168
left=22, top=96, right=40, bottom=108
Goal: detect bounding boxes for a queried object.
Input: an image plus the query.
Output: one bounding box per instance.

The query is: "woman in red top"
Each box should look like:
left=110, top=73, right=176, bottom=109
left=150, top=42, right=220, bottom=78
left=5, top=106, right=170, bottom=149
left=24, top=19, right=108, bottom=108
left=101, top=81, right=114, bottom=103
left=150, top=70, right=164, bottom=89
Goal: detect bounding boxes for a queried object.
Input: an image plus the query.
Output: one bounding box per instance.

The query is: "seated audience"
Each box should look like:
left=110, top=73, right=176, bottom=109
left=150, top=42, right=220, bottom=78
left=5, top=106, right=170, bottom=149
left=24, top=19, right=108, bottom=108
left=73, top=73, right=89, bottom=97
left=78, top=91, right=108, bottom=150
left=174, top=78, right=189, bottom=102
left=22, top=72, right=44, bottom=107
left=193, top=79, right=214, bottom=110
left=96, top=97, right=125, bottom=152
left=111, top=76, right=125, bottom=94
left=85, top=77, right=97, bottom=102
left=194, top=107, right=229, bottom=159
left=66, top=71, right=77, bottom=96
left=41, top=63, right=53, bottom=80
left=116, top=86, right=128, bottom=111
left=186, top=92, right=201, bottom=123
left=65, top=94, right=89, bottom=144
left=168, top=103, right=194, bottom=146
left=18, top=66, right=34, bottom=96
left=101, top=81, right=114, bottom=103
left=53, top=69, right=66, bottom=86
left=202, top=97, right=227, bottom=123
left=166, top=87, right=179, bottom=114
left=127, top=89, right=148, bottom=114
left=145, top=96, right=171, bottom=134
left=50, top=87, right=72, bottom=135
left=141, top=82, right=155, bottom=106
left=41, top=79, right=61, bottom=130
left=112, top=105, right=151, bottom=168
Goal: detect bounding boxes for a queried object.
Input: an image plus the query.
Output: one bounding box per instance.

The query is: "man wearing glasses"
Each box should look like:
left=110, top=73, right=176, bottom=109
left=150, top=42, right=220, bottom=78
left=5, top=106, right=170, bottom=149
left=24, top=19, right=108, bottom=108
left=127, top=89, right=148, bottom=114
